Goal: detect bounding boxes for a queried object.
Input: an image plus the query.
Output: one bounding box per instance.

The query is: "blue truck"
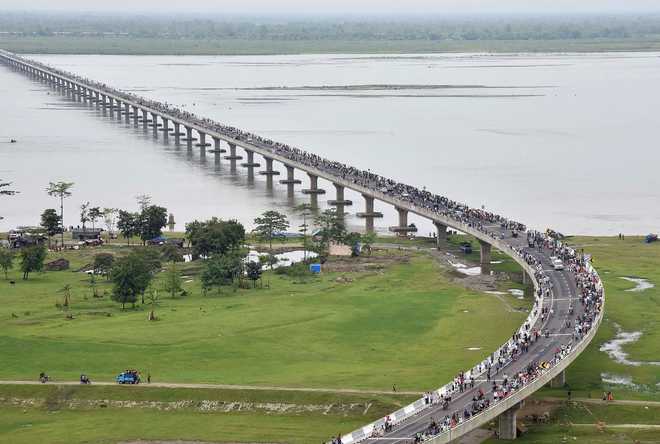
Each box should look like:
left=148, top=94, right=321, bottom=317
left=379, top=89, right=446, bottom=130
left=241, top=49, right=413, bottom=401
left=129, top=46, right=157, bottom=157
left=116, top=370, right=141, bottom=384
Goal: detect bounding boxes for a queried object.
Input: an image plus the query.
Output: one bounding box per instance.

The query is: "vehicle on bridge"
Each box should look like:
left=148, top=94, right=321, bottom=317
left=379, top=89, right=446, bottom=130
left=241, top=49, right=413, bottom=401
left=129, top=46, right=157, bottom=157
left=552, top=258, right=564, bottom=270
left=116, top=369, right=141, bottom=384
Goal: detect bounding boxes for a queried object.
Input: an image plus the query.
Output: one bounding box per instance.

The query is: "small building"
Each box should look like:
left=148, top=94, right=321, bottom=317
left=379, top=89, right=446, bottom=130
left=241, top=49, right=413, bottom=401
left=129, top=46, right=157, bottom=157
left=45, top=258, right=70, bottom=271
left=71, top=228, right=103, bottom=241
left=8, top=227, right=47, bottom=248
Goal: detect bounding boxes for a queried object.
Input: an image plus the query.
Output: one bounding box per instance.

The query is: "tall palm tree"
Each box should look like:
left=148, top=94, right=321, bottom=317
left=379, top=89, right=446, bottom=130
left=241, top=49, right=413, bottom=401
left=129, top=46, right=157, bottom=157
left=46, top=181, right=74, bottom=248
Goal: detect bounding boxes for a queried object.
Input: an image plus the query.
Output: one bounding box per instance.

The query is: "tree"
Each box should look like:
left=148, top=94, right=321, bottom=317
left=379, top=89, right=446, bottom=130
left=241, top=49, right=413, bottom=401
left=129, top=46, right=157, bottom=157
left=88, top=206, right=102, bottom=230
left=0, top=247, right=15, bottom=279
left=40, top=209, right=61, bottom=248
left=313, top=209, right=346, bottom=257
left=20, top=244, right=47, bottom=280
left=46, top=181, right=74, bottom=247
left=146, top=288, right=160, bottom=321
left=0, top=179, right=18, bottom=222
left=361, top=231, right=377, bottom=256
left=186, top=218, right=245, bottom=259
left=93, top=252, right=114, bottom=279
left=246, top=261, right=262, bottom=288
left=136, top=194, right=152, bottom=212
left=80, top=201, right=90, bottom=230
left=201, top=254, right=243, bottom=295
left=295, top=203, right=313, bottom=261
left=162, top=262, right=183, bottom=298
left=254, top=210, right=289, bottom=251
left=103, top=207, right=118, bottom=233
left=59, top=284, right=72, bottom=308
left=161, top=244, right=183, bottom=263
left=110, top=252, right=153, bottom=309
left=117, top=210, right=139, bottom=245
left=138, top=205, right=168, bottom=244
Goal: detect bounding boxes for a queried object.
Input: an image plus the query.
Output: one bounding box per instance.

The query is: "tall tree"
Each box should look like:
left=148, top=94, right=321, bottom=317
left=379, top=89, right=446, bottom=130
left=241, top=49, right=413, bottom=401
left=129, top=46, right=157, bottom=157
left=0, top=179, right=18, bottom=222
left=162, top=262, right=183, bottom=298
left=254, top=210, right=289, bottom=251
left=117, top=210, right=139, bottom=245
left=110, top=251, right=153, bottom=309
left=295, top=203, right=313, bottom=261
left=88, top=206, right=102, bottom=230
left=186, top=218, right=245, bottom=259
left=138, top=205, right=168, bottom=244
left=46, top=181, right=74, bottom=247
left=102, top=208, right=118, bottom=238
left=313, top=209, right=346, bottom=257
left=93, top=252, right=114, bottom=279
left=201, top=254, right=243, bottom=295
left=79, top=201, right=90, bottom=230
left=0, top=247, right=15, bottom=280
left=40, top=208, right=61, bottom=248
left=136, top=194, right=152, bottom=212
left=20, top=244, right=47, bottom=280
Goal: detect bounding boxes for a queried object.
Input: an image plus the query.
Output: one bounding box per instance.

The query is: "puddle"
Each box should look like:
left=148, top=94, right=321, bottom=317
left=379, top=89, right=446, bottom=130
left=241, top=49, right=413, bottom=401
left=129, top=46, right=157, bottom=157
left=508, top=289, right=525, bottom=299
left=600, top=324, right=660, bottom=366
left=245, top=250, right=318, bottom=269
left=620, top=276, right=654, bottom=292
left=485, top=291, right=506, bottom=295
left=601, top=373, right=638, bottom=388
left=448, top=260, right=482, bottom=276
left=490, top=260, right=503, bottom=264
left=467, top=347, right=482, bottom=351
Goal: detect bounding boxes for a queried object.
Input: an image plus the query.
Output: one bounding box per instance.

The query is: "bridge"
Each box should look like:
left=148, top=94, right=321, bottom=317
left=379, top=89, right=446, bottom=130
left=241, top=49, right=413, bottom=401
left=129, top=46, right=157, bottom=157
left=0, top=50, right=604, bottom=444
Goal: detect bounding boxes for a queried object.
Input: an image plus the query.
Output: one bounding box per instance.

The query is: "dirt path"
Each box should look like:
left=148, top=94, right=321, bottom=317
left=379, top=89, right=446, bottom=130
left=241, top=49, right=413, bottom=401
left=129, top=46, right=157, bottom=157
left=0, top=380, right=421, bottom=396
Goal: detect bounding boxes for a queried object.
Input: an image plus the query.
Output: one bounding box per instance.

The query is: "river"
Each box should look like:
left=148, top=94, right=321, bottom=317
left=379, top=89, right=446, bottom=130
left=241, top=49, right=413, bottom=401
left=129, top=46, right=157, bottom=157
left=1, top=52, right=658, bottom=235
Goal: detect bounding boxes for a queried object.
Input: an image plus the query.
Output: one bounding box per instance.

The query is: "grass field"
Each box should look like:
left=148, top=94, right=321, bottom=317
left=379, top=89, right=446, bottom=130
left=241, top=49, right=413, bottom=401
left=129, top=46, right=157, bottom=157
left=2, top=36, right=660, bottom=55
left=0, top=243, right=528, bottom=391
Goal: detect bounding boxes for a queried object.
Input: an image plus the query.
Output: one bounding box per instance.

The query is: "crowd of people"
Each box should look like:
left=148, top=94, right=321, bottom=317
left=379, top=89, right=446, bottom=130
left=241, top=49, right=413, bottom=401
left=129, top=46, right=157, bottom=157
left=0, top=51, right=604, bottom=444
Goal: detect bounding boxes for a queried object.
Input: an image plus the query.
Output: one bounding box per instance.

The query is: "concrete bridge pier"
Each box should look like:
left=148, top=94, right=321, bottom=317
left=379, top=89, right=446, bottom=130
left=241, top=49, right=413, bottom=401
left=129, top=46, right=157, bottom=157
left=241, top=149, right=260, bottom=167
left=550, top=370, right=566, bottom=388
left=302, top=173, right=325, bottom=208
left=259, top=157, right=280, bottom=176
left=434, top=222, right=447, bottom=248
left=211, top=137, right=225, bottom=164
left=151, top=113, right=160, bottom=135
left=279, top=165, right=302, bottom=196
left=124, top=103, right=131, bottom=122
left=185, top=126, right=195, bottom=150
left=389, top=207, right=418, bottom=237
left=357, top=194, right=383, bottom=233
left=479, top=240, right=492, bottom=275
left=173, top=122, right=181, bottom=146
left=108, top=98, right=115, bottom=117
left=161, top=118, right=169, bottom=141
left=132, top=106, right=139, bottom=125
left=142, top=109, right=149, bottom=130
left=224, top=143, right=243, bottom=171
left=498, top=401, right=523, bottom=440
left=328, top=184, right=353, bottom=216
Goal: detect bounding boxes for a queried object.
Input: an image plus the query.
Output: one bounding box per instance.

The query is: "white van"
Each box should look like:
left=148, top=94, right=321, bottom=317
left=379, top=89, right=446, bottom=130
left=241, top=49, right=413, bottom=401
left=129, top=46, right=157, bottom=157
left=552, top=259, right=564, bottom=271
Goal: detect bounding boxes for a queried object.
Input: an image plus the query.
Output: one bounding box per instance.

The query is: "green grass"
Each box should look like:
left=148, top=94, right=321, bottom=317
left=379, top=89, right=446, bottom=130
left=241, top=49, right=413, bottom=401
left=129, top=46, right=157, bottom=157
left=3, top=36, right=660, bottom=55
left=0, top=247, right=528, bottom=391
left=0, top=406, right=366, bottom=444
left=539, top=236, right=660, bottom=401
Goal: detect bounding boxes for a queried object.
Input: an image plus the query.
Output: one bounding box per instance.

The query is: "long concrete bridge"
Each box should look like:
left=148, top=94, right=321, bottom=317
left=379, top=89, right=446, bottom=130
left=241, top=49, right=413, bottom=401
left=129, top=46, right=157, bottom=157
left=0, top=50, right=604, bottom=444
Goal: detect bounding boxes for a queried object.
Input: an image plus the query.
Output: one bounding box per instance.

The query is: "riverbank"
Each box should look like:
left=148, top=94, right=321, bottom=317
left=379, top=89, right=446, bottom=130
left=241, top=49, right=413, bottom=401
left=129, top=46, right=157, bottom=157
left=3, top=36, right=660, bottom=55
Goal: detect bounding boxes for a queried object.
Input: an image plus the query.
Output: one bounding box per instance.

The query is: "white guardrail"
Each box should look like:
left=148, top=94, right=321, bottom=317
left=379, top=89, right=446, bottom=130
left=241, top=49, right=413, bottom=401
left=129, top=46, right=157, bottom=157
left=0, top=51, right=604, bottom=444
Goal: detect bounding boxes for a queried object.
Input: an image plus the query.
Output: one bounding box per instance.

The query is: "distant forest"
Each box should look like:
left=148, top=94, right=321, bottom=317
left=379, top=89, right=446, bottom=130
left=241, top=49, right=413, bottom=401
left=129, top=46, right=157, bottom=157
left=2, top=12, right=660, bottom=41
